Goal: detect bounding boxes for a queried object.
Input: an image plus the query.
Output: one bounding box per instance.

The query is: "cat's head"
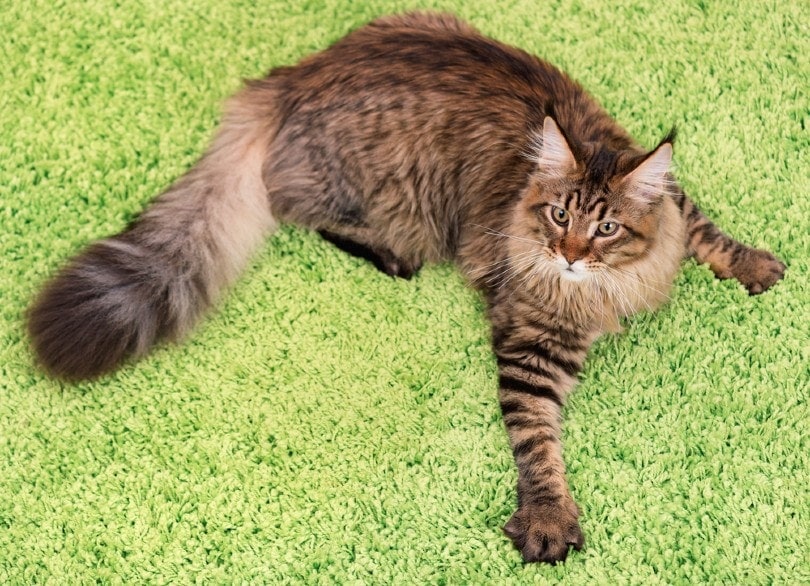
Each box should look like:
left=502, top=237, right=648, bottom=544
left=509, top=116, right=684, bottom=319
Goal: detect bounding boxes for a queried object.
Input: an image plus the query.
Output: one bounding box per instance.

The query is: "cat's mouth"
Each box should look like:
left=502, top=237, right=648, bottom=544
left=554, top=257, right=589, bottom=283
left=560, top=267, right=588, bottom=282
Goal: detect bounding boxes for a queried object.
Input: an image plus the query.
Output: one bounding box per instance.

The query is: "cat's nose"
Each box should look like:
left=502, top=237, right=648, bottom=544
left=560, top=236, right=589, bottom=264
left=562, top=249, right=584, bottom=265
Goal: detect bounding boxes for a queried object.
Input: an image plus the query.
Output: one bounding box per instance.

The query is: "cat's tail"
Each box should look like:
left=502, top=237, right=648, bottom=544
left=28, top=85, right=280, bottom=380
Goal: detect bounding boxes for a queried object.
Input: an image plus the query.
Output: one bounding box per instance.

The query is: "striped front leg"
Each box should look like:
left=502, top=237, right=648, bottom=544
left=494, top=327, right=588, bottom=564
left=674, top=188, right=786, bottom=294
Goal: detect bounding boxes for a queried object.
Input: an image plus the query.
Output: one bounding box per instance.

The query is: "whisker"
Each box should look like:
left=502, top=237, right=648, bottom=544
left=607, top=265, right=672, bottom=302
left=592, top=276, right=610, bottom=332
left=493, top=254, right=542, bottom=289
left=506, top=257, right=554, bottom=303
left=597, top=264, right=671, bottom=316
left=478, top=250, right=537, bottom=273
left=598, top=271, right=633, bottom=317
left=484, top=253, right=535, bottom=286
left=467, top=223, right=546, bottom=247
left=589, top=274, right=609, bottom=330
left=484, top=250, right=537, bottom=273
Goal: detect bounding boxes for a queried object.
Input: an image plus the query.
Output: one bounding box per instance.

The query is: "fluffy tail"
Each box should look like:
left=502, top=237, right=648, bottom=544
left=28, top=87, right=279, bottom=380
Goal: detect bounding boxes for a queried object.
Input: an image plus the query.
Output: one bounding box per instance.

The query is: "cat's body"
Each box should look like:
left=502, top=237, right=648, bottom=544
left=28, top=13, right=785, bottom=564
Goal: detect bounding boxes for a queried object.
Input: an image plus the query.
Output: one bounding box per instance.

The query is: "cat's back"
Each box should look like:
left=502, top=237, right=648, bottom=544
left=266, top=12, right=568, bottom=107
left=365, top=11, right=480, bottom=36
left=257, top=12, right=614, bottom=264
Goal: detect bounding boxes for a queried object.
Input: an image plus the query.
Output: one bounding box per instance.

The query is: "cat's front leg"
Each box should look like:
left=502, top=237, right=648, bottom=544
left=493, top=324, right=588, bottom=563
left=674, top=189, right=786, bottom=294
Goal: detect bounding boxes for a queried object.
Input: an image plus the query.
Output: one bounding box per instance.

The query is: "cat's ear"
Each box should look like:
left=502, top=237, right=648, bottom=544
left=624, top=141, right=673, bottom=203
left=538, top=116, right=576, bottom=175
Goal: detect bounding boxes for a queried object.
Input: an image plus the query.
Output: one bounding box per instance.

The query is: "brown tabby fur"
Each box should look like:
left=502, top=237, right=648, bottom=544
left=27, top=13, right=785, bottom=563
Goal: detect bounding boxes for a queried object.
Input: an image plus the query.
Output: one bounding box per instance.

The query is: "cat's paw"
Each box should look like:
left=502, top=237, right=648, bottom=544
left=729, top=247, right=786, bottom=295
left=378, top=255, right=422, bottom=280
left=503, top=499, right=584, bottom=564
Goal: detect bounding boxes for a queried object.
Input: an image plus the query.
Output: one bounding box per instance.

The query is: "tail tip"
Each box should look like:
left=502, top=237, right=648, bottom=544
left=27, top=288, right=135, bottom=381
left=26, top=241, right=162, bottom=381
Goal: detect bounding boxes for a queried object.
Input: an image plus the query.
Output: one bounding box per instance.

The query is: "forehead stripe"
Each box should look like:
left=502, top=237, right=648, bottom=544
left=583, top=196, right=606, bottom=214
left=595, top=201, right=608, bottom=221
left=564, top=190, right=579, bottom=209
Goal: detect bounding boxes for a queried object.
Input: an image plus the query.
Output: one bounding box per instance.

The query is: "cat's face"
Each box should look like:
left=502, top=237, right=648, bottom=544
left=514, top=117, right=673, bottom=286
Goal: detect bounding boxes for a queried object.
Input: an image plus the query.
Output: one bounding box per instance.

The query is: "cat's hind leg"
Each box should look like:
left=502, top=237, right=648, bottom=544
left=318, top=230, right=423, bottom=279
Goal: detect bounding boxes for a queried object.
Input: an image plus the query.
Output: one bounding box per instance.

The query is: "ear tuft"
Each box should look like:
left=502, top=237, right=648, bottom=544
left=625, top=142, right=673, bottom=203
left=538, top=117, right=576, bottom=175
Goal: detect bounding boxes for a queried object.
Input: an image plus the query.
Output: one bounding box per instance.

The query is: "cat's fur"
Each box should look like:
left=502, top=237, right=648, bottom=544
left=28, top=13, right=785, bottom=563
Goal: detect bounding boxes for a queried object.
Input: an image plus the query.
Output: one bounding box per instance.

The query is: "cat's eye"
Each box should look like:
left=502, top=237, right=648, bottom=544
left=597, top=221, right=619, bottom=236
left=550, top=206, right=569, bottom=226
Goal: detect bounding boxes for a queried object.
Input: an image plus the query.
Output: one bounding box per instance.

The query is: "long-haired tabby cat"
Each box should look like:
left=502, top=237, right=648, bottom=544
left=28, top=12, right=785, bottom=564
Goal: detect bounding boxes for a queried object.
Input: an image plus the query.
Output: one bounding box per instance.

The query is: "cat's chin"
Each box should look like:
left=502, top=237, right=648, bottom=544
left=552, top=257, right=589, bottom=283
left=558, top=268, right=589, bottom=283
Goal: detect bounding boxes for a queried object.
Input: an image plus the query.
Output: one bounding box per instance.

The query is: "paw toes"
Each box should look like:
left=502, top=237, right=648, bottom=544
left=733, top=249, right=786, bottom=295
left=504, top=503, right=584, bottom=564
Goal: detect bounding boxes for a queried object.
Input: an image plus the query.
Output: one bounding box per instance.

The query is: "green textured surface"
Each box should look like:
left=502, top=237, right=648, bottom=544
left=1, top=0, right=808, bottom=583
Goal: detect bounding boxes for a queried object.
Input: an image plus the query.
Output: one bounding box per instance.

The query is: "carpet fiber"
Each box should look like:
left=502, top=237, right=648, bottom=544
left=1, top=0, right=807, bottom=583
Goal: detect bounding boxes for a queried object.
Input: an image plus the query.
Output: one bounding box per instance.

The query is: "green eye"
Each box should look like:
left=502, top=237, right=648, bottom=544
left=597, top=221, right=619, bottom=236
left=551, top=206, right=569, bottom=226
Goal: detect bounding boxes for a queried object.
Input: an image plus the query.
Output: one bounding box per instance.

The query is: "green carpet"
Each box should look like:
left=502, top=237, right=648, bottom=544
left=1, top=0, right=807, bottom=583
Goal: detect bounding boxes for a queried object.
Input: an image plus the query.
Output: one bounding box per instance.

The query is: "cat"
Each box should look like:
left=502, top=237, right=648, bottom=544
left=27, top=12, right=786, bottom=564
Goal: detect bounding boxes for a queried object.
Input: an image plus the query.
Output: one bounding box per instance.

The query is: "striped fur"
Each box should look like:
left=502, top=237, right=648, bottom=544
left=674, top=187, right=786, bottom=294
left=27, top=12, right=784, bottom=563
